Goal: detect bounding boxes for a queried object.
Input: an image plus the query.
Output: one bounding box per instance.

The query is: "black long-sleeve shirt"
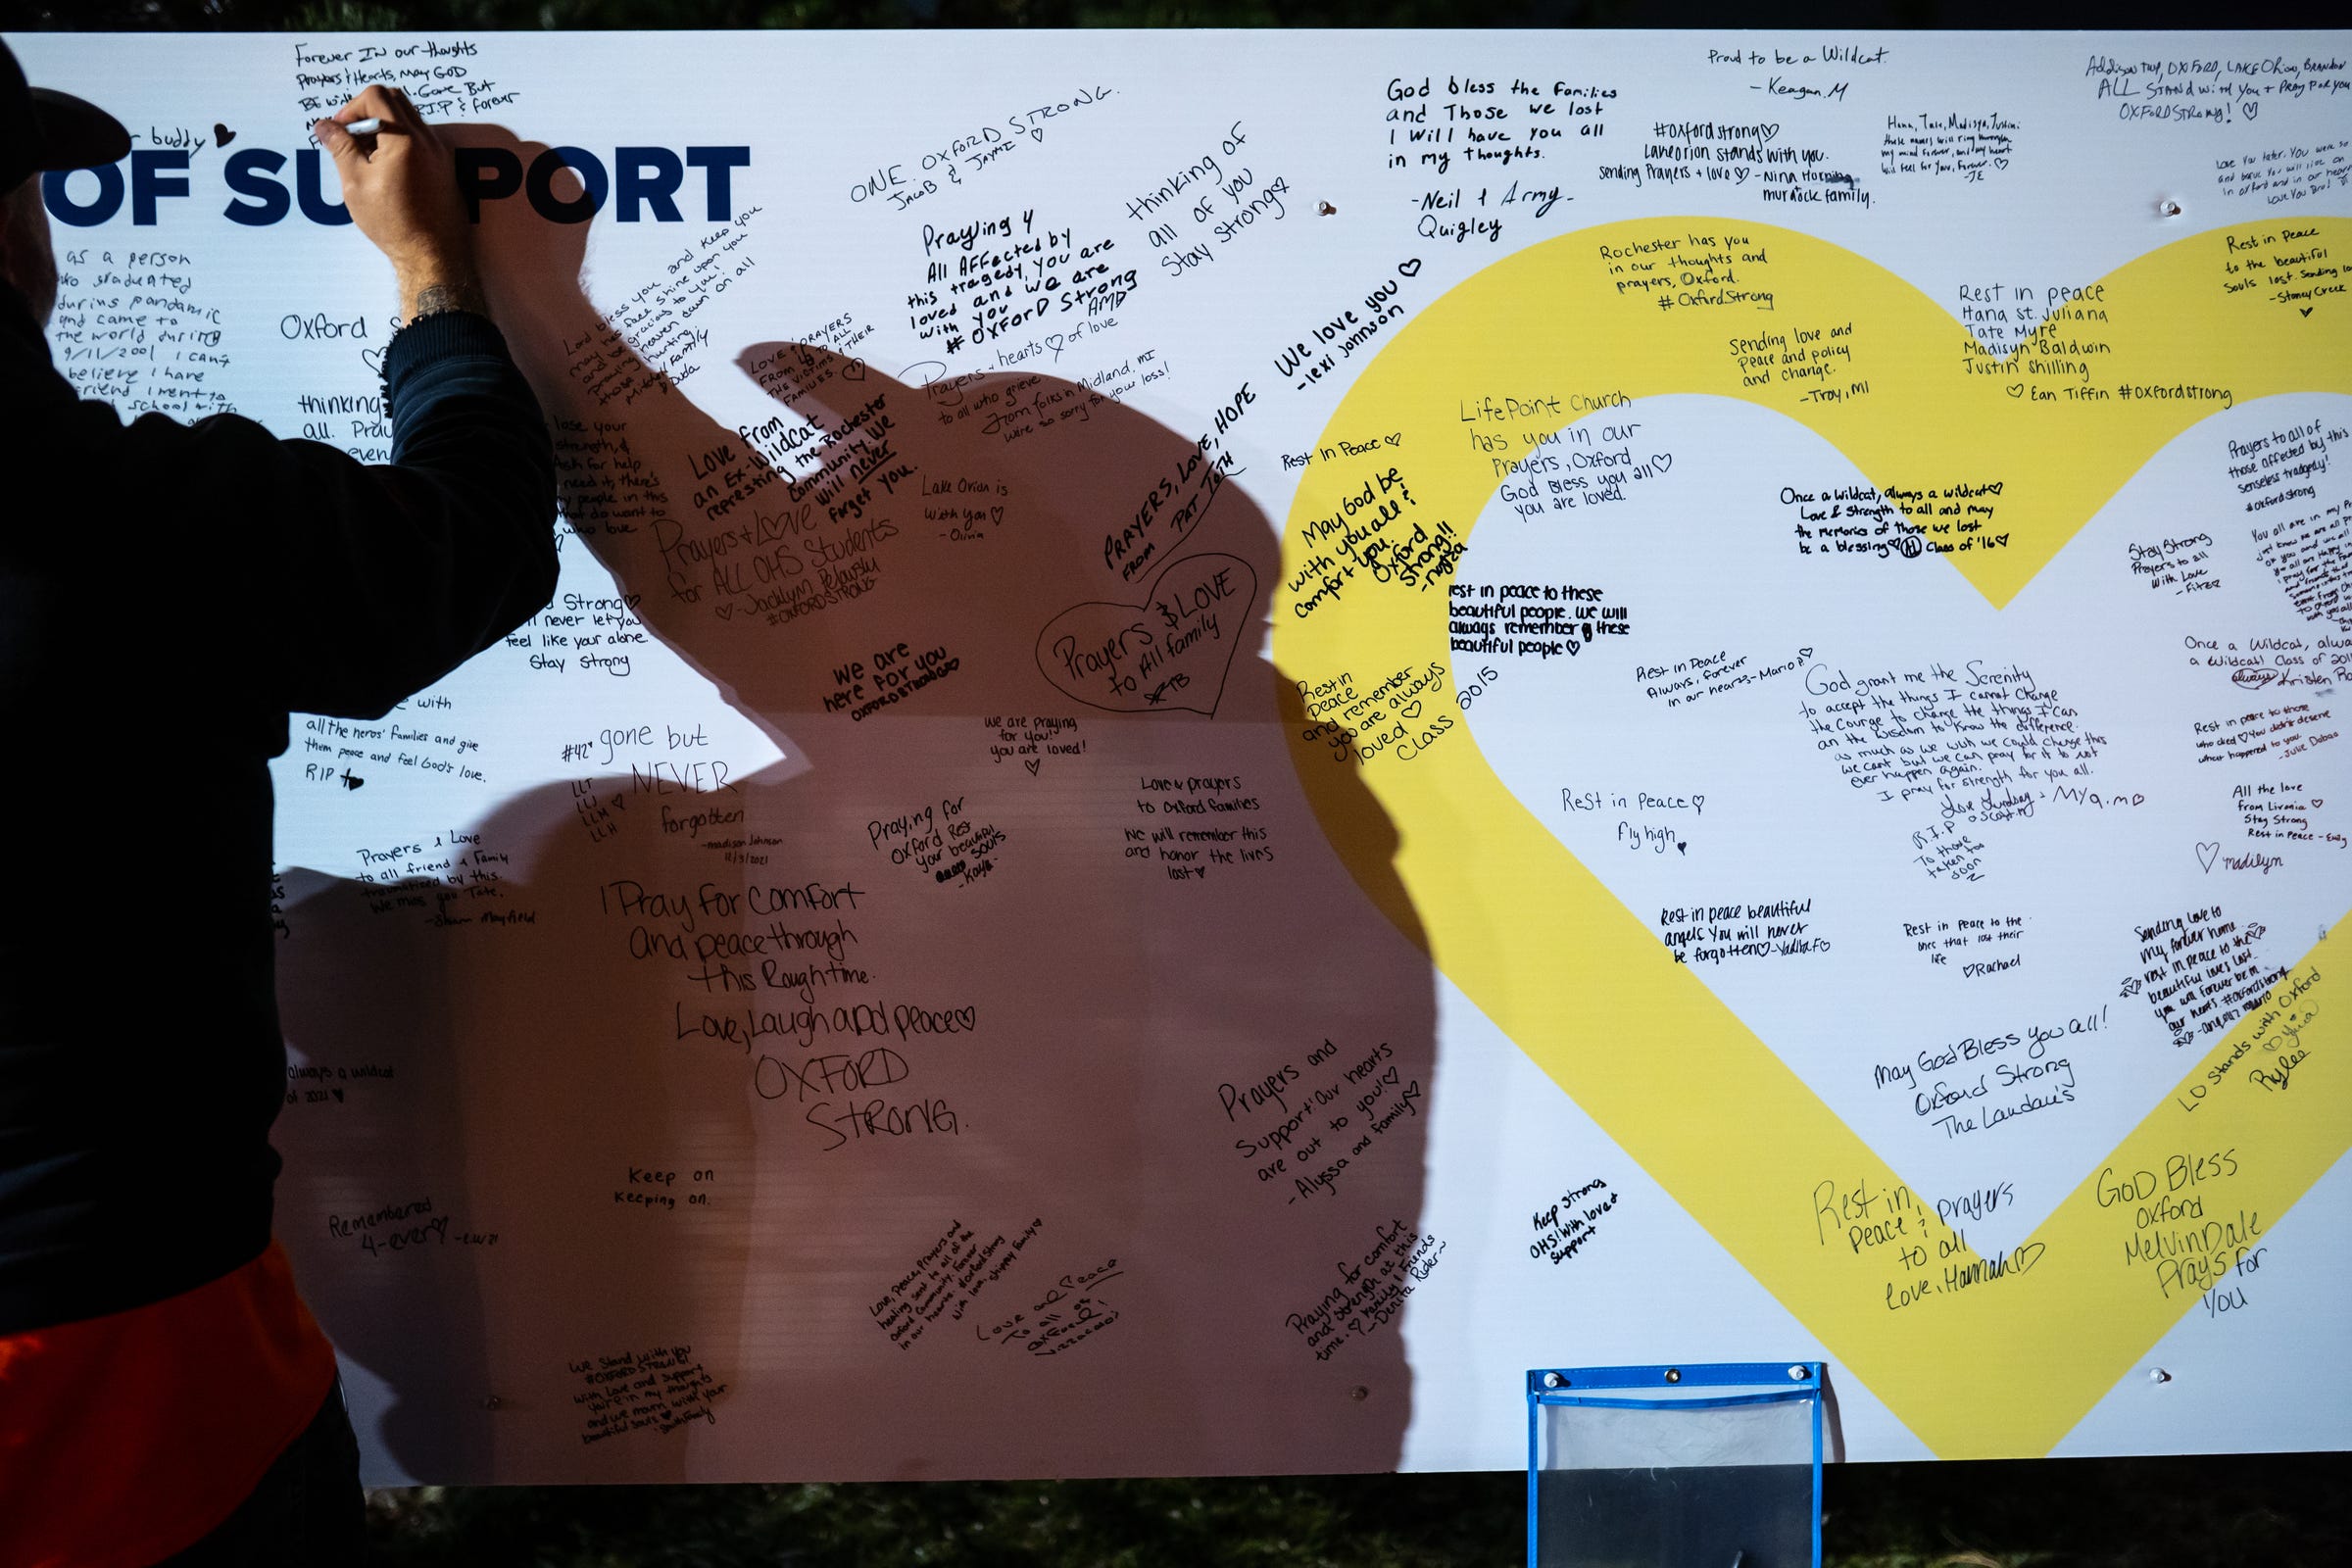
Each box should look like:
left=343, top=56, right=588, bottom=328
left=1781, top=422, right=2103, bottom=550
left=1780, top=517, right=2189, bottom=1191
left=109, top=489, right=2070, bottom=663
left=0, top=286, right=557, bottom=1334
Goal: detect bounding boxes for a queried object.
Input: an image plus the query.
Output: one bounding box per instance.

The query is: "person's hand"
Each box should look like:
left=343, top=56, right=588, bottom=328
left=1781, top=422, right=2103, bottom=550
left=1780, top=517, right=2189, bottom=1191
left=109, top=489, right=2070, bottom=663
left=315, top=86, right=484, bottom=322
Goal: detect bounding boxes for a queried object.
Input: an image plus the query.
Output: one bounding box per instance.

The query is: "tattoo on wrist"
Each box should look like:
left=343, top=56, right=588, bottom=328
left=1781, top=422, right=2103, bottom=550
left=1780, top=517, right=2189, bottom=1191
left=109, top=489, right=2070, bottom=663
left=411, top=279, right=488, bottom=320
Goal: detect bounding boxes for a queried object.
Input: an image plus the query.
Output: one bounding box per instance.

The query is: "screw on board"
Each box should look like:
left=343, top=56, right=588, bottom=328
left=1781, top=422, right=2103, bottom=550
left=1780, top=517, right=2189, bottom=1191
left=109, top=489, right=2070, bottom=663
left=2157, top=197, right=2183, bottom=218
left=1350, top=1386, right=1370, bottom=1401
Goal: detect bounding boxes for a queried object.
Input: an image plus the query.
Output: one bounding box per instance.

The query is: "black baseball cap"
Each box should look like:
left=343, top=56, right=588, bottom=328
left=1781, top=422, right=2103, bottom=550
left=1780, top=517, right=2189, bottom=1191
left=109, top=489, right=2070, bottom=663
left=1, top=39, right=130, bottom=194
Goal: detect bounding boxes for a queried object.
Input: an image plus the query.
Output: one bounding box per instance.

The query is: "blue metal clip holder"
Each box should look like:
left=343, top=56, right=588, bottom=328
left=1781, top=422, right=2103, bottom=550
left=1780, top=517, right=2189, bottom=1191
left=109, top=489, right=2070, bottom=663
left=1527, top=1361, right=1825, bottom=1568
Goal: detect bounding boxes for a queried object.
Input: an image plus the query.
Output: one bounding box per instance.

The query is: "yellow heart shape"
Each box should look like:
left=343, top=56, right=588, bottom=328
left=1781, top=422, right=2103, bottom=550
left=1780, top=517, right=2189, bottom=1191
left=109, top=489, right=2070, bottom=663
left=1275, top=219, right=2349, bottom=1457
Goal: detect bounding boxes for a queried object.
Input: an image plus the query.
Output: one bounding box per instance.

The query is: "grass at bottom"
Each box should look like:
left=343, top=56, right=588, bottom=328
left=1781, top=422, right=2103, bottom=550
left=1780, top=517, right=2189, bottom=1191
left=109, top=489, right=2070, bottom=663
left=366, top=1451, right=2348, bottom=1568
left=1820, top=1451, right=2348, bottom=1568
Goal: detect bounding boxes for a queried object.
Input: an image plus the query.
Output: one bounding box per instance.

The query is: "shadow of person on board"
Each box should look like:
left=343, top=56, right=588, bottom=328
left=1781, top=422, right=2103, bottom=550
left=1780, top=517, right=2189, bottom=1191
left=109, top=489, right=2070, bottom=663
left=276, top=129, right=1441, bottom=1483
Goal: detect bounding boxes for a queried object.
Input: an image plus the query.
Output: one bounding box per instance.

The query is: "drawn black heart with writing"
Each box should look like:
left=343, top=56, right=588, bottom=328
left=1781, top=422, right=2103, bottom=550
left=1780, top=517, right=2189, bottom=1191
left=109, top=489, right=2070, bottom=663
left=215, top=123, right=235, bottom=148
left=1036, top=552, right=1257, bottom=716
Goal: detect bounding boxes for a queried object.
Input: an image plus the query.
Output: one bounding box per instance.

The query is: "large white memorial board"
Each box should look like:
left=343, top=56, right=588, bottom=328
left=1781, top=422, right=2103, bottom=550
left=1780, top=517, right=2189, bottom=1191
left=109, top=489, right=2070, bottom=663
left=11, top=27, right=2351, bottom=1481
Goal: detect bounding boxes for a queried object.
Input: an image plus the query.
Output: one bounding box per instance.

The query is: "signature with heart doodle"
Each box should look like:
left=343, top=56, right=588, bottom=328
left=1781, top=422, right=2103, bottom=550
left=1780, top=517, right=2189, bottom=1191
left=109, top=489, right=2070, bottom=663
left=985, top=714, right=1085, bottom=774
